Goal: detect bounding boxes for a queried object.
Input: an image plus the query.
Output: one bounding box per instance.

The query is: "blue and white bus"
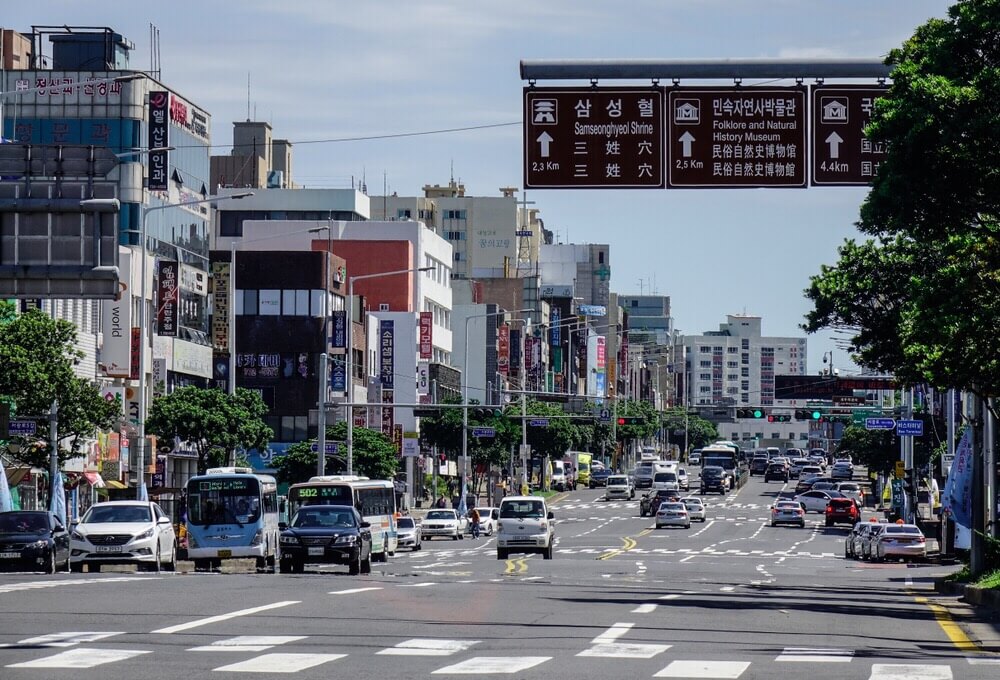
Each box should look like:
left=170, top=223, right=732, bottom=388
left=185, top=467, right=280, bottom=572
left=287, top=476, right=397, bottom=562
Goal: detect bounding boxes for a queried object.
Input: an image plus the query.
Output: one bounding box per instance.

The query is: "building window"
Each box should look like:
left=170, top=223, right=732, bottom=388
left=259, top=290, right=280, bottom=316
left=397, top=209, right=412, bottom=219
left=699, top=360, right=711, bottom=368
left=242, top=290, right=258, bottom=316
left=727, top=347, right=738, bottom=353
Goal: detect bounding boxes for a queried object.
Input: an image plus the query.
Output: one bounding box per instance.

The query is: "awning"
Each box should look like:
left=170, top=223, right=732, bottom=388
left=104, top=480, right=127, bottom=490
left=83, top=472, right=106, bottom=488
left=4, top=467, right=31, bottom=486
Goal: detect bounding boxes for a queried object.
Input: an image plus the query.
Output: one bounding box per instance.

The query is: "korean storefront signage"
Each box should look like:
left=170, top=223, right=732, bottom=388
left=148, top=90, right=170, bottom=191
left=156, top=260, right=179, bottom=337
left=497, top=324, right=510, bottom=376
left=332, top=310, right=347, bottom=349
left=419, top=312, right=433, bottom=359
left=380, top=320, right=395, bottom=388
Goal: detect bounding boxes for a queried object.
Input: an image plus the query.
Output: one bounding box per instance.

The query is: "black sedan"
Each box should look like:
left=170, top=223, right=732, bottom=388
left=0, top=511, right=70, bottom=573
left=640, top=489, right=681, bottom=517
left=278, top=505, right=372, bottom=575
left=589, top=468, right=613, bottom=488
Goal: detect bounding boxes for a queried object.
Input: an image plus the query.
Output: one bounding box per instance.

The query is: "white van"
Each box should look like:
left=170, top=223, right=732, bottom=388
left=496, top=496, right=554, bottom=560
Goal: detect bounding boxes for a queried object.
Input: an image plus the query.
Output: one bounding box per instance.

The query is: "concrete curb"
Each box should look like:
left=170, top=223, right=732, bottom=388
left=934, top=577, right=1000, bottom=616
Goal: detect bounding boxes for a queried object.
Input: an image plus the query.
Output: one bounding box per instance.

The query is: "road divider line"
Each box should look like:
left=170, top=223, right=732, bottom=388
left=152, top=601, right=301, bottom=634
left=914, top=596, right=979, bottom=653
left=632, top=603, right=658, bottom=613
left=518, top=558, right=529, bottom=574
left=504, top=559, right=516, bottom=574
left=592, top=622, right=633, bottom=644
left=329, top=587, right=383, bottom=595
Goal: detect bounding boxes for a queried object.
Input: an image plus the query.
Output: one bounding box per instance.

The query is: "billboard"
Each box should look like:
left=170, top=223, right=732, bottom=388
left=100, top=249, right=132, bottom=377
left=419, top=311, right=433, bottom=359
left=156, top=260, right=179, bottom=337
left=379, top=319, right=394, bottom=388
left=811, top=86, right=888, bottom=186
left=148, top=91, right=170, bottom=191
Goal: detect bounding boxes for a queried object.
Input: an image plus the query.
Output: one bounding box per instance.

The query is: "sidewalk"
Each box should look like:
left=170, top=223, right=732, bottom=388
left=934, top=578, right=1000, bottom=652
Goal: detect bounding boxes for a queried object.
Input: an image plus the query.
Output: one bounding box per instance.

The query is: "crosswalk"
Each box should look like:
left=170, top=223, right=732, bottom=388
left=2, top=631, right=994, bottom=676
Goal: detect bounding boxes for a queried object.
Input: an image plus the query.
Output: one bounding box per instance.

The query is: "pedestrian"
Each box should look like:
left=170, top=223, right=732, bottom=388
left=435, top=496, right=446, bottom=509
left=470, top=507, right=481, bottom=539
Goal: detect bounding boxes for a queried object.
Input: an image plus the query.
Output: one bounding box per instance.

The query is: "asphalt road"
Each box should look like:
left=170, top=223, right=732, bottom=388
left=1, top=473, right=998, bottom=679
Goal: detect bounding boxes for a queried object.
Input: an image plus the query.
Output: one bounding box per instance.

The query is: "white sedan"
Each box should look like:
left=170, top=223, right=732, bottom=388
left=793, top=490, right=838, bottom=514
left=473, top=507, right=499, bottom=536
left=70, top=501, right=176, bottom=573
left=419, top=509, right=467, bottom=540
left=680, top=497, right=706, bottom=522
left=655, top=502, right=691, bottom=529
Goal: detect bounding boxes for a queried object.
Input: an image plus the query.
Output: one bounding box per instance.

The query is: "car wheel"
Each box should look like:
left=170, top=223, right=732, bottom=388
left=70, top=561, right=84, bottom=573
left=193, top=559, right=211, bottom=572
left=45, top=550, right=57, bottom=575
left=89, top=562, right=101, bottom=573
left=684, top=523, right=691, bottom=529
left=164, top=546, right=177, bottom=572
left=452, top=534, right=459, bottom=541
left=543, top=545, right=553, bottom=560
left=497, top=548, right=508, bottom=560
left=153, top=547, right=163, bottom=573
left=349, top=551, right=362, bottom=575
left=825, top=520, right=833, bottom=527
left=279, top=560, right=291, bottom=574
left=361, top=555, right=372, bottom=574
left=293, top=560, right=305, bottom=573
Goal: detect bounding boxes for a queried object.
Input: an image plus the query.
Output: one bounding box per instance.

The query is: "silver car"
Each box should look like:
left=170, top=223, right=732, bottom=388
left=836, top=482, right=864, bottom=506
left=655, top=502, right=691, bottom=529
left=605, top=475, right=634, bottom=500
left=396, top=516, right=422, bottom=551
left=874, top=523, right=926, bottom=562
left=680, top=497, right=706, bottom=522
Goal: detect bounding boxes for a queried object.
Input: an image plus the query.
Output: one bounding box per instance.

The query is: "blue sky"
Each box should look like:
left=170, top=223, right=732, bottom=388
left=5, top=1, right=955, bottom=374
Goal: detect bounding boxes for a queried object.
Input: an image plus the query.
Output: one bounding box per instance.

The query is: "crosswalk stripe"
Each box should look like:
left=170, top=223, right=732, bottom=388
left=1, top=632, right=122, bottom=648
left=432, top=656, right=551, bottom=674
left=654, top=660, right=750, bottom=678
left=777, top=647, right=853, bottom=662
left=213, top=653, right=346, bottom=673
left=578, top=642, right=671, bottom=658
left=377, top=639, right=479, bottom=656
left=188, top=635, right=306, bottom=652
left=868, top=664, right=952, bottom=679
left=7, top=648, right=151, bottom=668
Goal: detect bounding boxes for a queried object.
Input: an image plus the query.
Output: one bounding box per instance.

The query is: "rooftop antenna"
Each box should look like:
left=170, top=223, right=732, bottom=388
left=246, top=72, right=251, bottom=121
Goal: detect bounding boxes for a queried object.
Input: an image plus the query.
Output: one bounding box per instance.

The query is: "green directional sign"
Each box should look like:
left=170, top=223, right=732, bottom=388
left=852, top=409, right=876, bottom=425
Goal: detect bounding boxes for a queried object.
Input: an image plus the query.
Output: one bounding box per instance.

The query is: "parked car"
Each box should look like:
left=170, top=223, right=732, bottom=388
left=655, top=502, right=691, bottom=529
left=69, top=501, right=176, bottom=573
left=420, top=509, right=467, bottom=540
left=680, top=497, right=706, bottom=522
left=605, top=475, right=635, bottom=501
left=764, top=463, right=789, bottom=483
left=278, top=504, right=372, bottom=574
left=0, top=510, right=70, bottom=573
left=873, top=523, right=927, bottom=562
left=825, top=497, right=861, bottom=526
left=589, top=468, right=613, bottom=488
left=831, top=461, right=855, bottom=480
left=474, top=507, right=499, bottom=536
left=640, top=489, right=682, bottom=517
left=770, top=500, right=806, bottom=527
left=396, top=516, right=422, bottom=551
left=496, top=496, right=554, bottom=560
left=845, top=521, right=881, bottom=559
left=700, top=466, right=729, bottom=494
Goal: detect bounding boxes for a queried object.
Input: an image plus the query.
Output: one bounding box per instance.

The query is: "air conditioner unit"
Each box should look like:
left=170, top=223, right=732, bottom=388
left=379, top=303, right=390, bottom=311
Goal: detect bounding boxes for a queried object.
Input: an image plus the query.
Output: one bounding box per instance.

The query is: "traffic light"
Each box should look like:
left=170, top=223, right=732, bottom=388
left=767, top=414, right=790, bottom=423
left=736, top=408, right=766, bottom=419
left=829, top=415, right=852, bottom=425
left=795, top=409, right=824, bottom=421
left=617, top=417, right=644, bottom=425
left=473, top=408, right=503, bottom=418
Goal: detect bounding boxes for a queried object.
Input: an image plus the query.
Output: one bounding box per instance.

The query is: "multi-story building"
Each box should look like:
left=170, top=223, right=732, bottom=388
left=1, top=26, right=214, bottom=509
left=368, top=181, right=541, bottom=280
left=679, top=314, right=808, bottom=444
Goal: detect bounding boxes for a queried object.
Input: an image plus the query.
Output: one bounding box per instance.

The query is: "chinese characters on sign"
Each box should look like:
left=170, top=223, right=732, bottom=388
left=668, top=88, right=807, bottom=187
left=156, top=261, right=179, bottom=337
left=810, top=86, right=887, bottom=186
left=419, top=311, right=433, bottom=359
left=524, top=87, right=664, bottom=188
left=148, top=91, right=170, bottom=191
left=379, top=319, right=394, bottom=389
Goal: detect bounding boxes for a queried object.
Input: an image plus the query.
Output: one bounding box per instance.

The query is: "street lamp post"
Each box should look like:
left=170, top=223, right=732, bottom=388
left=345, top=266, right=433, bottom=478
left=136, top=191, right=252, bottom=497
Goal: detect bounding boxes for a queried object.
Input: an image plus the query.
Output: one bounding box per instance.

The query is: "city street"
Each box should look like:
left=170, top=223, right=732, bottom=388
left=1, top=474, right=997, bottom=679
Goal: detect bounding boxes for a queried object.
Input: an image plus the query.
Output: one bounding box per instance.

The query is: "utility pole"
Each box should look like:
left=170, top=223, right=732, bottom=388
left=942, top=388, right=955, bottom=555
left=49, top=400, right=58, bottom=509
left=971, top=390, right=986, bottom=574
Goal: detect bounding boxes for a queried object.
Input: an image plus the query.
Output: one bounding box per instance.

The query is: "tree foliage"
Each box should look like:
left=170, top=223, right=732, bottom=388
left=0, top=307, right=119, bottom=468
left=804, top=0, right=1000, bottom=403
left=146, top=386, right=272, bottom=474
left=660, top=407, right=719, bottom=451
left=271, top=422, right=399, bottom=485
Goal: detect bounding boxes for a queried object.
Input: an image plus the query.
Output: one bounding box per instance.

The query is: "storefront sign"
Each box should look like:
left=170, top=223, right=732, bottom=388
left=416, top=361, right=430, bottom=396
left=381, top=389, right=394, bottom=435
left=130, top=327, right=141, bottom=381
left=551, top=308, right=561, bottom=345
left=148, top=90, right=170, bottom=191
left=101, top=250, right=132, bottom=377
left=211, top=262, right=230, bottom=351
left=497, top=324, right=510, bottom=375
left=380, top=320, right=394, bottom=388
left=179, top=263, right=208, bottom=296
left=156, top=260, right=179, bottom=337
left=419, top=311, right=433, bottom=359
left=331, top=354, right=347, bottom=392
left=332, top=310, right=347, bottom=349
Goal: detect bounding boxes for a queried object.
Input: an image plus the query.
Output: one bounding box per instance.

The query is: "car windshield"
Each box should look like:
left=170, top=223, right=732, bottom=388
left=83, top=505, right=151, bottom=524
left=426, top=510, right=456, bottom=520
left=660, top=503, right=685, bottom=511
left=654, top=473, right=677, bottom=481
left=500, top=500, right=545, bottom=519
left=608, top=476, right=628, bottom=485
left=397, top=518, right=415, bottom=529
left=775, top=502, right=800, bottom=509
left=839, top=483, right=860, bottom=491
left=292, top=509, right=356, bottom=528
left=0, top=512, right=49, bottom=533
left=885, top=525, right=922, bottom=535
left=682, top=499, right=703, bottom=506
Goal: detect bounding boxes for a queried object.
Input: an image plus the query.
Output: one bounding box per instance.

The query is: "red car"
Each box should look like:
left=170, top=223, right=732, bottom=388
left=825, top=497, right=860, bottom=527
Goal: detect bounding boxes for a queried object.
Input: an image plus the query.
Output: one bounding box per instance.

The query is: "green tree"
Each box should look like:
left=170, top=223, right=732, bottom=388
left=272, top=422, right=398, bottom=485
left=145, top=386, right=272, bottom=474
left=0, top=308, right=119, bottom=468
left=804, top=0, right=1000, bottom=403
left=660, top=407, right=719, bottom=451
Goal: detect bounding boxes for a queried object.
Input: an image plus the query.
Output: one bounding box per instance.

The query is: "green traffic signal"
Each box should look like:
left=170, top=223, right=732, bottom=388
left=811, top=410, right=822, bottom=419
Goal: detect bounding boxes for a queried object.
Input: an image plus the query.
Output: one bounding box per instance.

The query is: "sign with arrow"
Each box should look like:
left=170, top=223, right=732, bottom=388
left=310, top=442, right=340, bottom=454
left=811, top=85, right=887, bottom=186
left=523, top=87, right=664, bottom=189
left=667, top=88, right=807, bottom=188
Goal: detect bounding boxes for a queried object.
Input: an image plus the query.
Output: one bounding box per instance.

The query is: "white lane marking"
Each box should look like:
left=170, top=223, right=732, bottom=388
left=400, top=583, right=437, bottom=587
left=521, top=576, right=544, bottom=581
left=0, top=576, right=159, bottom=595
left=868, top=664, right=952, bottom=679
left=7, top=648, right=151, bottom=668
left=213, top=652, right=346, bottom=673
left=967, top=656, right=1000, bottom=664
left=151, top=601, right=300, bottom=634
left=655, top=659, right=750, bottom=678
left=777, top=647, right=853, bottom=662
left=2, top=632, right=122, bottom=648
left=189, top=635, right=306, bottom=652
left=659, top=594, right=682, bottom=600
left=432, top=656, right=551, bottom=674
left=631, top=604, right=658, bottom=613
left=720, top=586, right=735, bottom=592
left=578, top=642, right=671, bottom=658
left=905, top=575, right=913, bottom=587
left=591, top=622, right=633, bottom=644
left=689, top=519, right=716, bottom=538
left=679, top=555, right=696, bottom=563
left=328, top=587, right=383, bottom=595
left=377, top=639, right=480, bottom=656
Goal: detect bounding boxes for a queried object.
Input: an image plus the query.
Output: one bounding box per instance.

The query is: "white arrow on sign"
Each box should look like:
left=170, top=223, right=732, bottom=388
left=826, top=131, right=844, bottom=159
left=536, top=132, right=553, bottom=158
left=679, top=131, right=696, bottom=157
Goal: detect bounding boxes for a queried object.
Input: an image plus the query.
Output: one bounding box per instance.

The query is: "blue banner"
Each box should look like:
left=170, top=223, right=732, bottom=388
left=332, top=310, right=347, bottom=348
left=331, top=353, right=347, bottom=392
left=942, top=426, right=972, bottom=530
left=551, top=308, right=561, bottom=345
left=380, top=320, right=394, bottom=388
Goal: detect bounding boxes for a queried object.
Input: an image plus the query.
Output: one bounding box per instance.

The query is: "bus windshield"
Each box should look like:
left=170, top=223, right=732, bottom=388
left=188, top=477, right=262, bottom=526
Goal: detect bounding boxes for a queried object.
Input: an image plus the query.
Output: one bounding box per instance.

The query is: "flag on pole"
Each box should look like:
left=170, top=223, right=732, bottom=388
left=0, top=455, right=13, bottom=513
left=49, top=471, right=67, bottom=526
left=942, top=426, right=973, bottom=530
left=138, top=481, right=149, bottom=502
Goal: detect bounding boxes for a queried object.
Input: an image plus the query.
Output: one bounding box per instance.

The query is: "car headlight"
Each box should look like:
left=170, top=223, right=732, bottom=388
left=135, top=527, right=154, bottom=541
left=335, top=535, right=358, bottom=545
left=538, top=523, right=547, bottom=532
left=497, top=524, right=505, bottom=534
left=71, top=530, right=86, bottom=542
left=279, top=534, right=298, bottom=545
left=29, top=540, right=49, bottom=550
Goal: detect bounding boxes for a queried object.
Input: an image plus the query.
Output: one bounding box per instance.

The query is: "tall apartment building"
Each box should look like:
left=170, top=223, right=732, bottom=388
left=368, top=181, right=541, bottom=280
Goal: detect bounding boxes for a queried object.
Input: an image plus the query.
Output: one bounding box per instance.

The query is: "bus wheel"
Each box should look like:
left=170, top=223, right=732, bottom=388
left=256, top=556, right=268, bottom=571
